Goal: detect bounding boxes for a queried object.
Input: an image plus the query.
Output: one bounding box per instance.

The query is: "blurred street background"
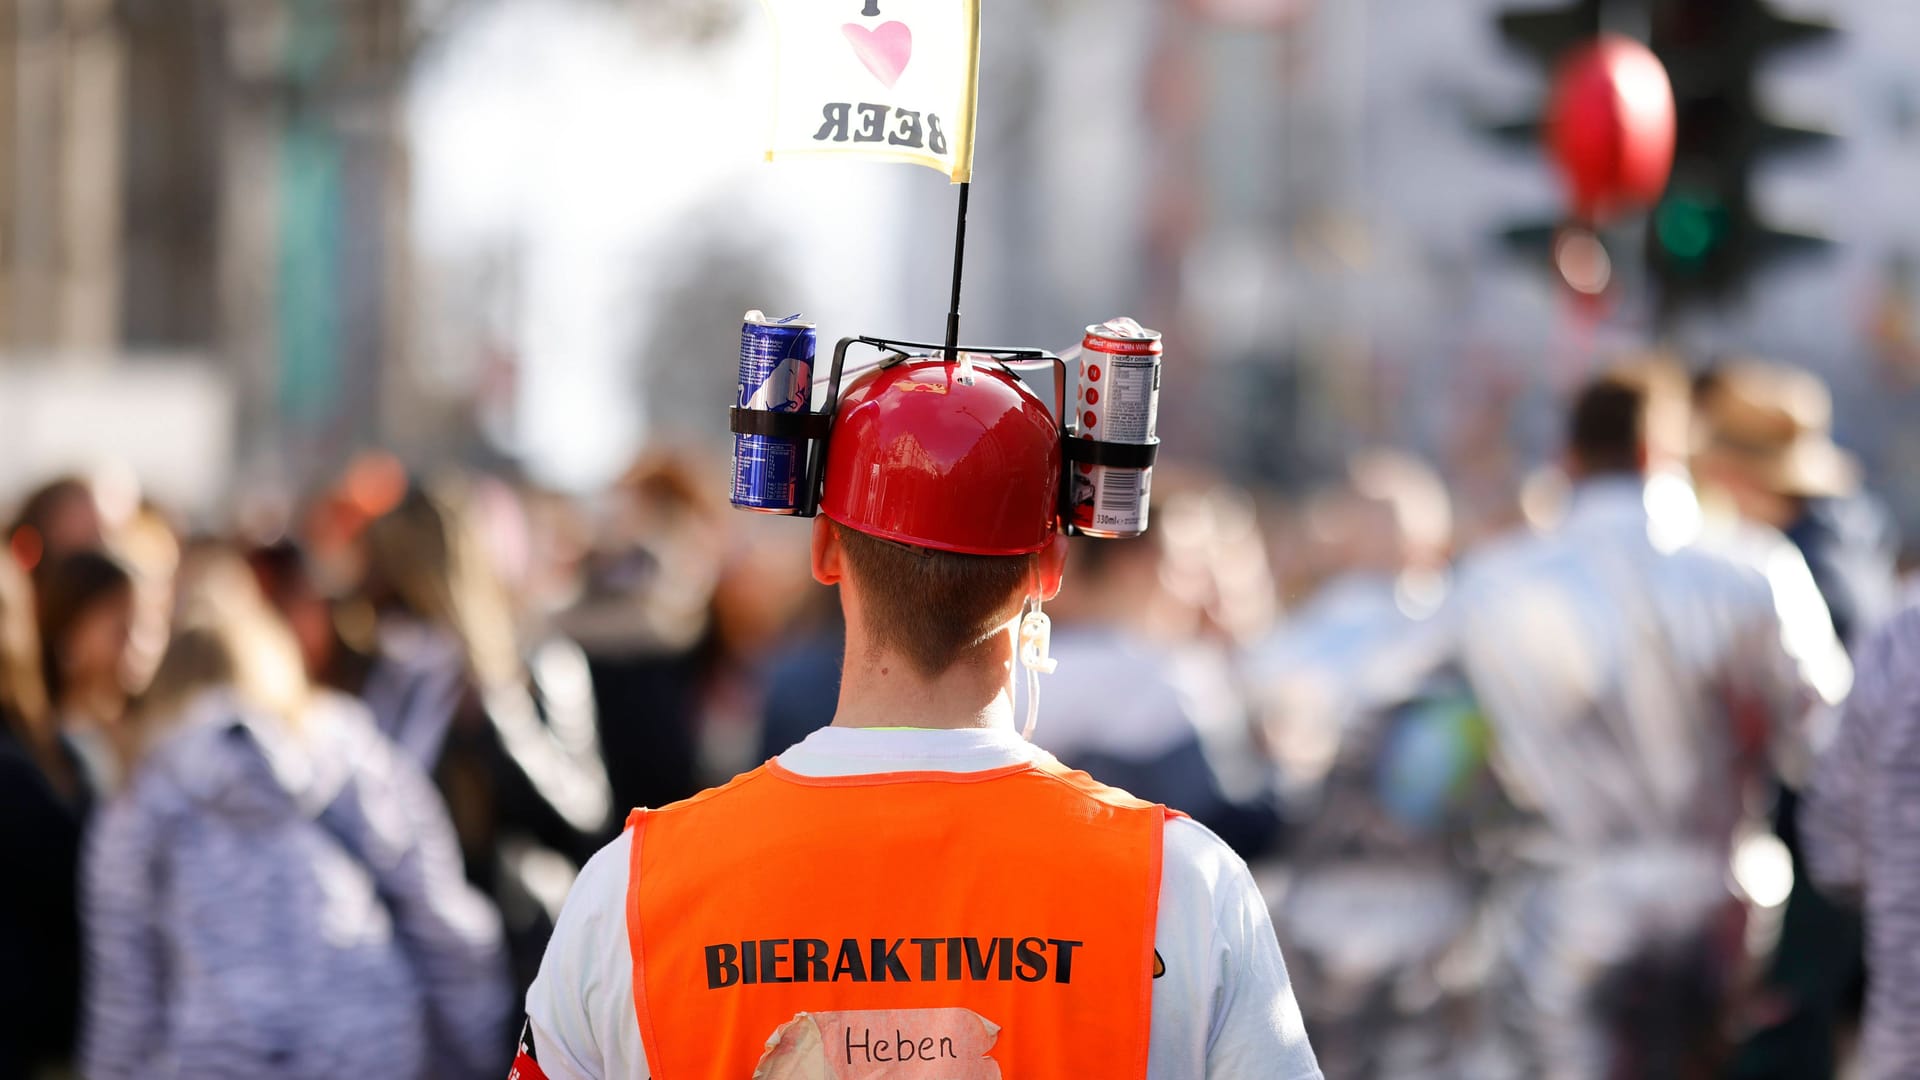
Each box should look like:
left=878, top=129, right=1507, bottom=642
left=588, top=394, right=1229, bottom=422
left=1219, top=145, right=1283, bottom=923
left=5, top=0, right=1917, bottom=517
left=5, top=0, right=1920, bottom=1078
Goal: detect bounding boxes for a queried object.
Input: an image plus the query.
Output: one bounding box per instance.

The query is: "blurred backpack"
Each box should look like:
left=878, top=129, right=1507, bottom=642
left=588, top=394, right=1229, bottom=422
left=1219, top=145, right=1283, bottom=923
left=1273, top=667, right=1521, bottom=1080
left=101, top=704, right=433, bottom=1077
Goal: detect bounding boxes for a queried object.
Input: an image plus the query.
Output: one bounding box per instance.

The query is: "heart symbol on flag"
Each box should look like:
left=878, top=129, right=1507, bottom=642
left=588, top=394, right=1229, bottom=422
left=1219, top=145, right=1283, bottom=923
left=842, top=21, right=913, bottom=89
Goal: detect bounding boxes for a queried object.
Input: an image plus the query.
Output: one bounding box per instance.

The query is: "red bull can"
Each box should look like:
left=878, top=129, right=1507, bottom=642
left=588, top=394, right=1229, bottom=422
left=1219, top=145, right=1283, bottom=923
left=1072, top=317, right=1161, bottom=538
left=731, top=311, right=817, bottom=514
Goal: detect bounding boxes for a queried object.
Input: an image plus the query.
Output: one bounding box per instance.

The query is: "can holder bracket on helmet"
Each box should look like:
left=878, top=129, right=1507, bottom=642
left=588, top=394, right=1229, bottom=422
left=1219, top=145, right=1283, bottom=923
left=731, top=334, right=1144, bottom=537
left=1062, top=435, right=1159, bottom=471
left=726, top=408, right=833, bottom=441
left=730, top=335, right=1087, bottom=527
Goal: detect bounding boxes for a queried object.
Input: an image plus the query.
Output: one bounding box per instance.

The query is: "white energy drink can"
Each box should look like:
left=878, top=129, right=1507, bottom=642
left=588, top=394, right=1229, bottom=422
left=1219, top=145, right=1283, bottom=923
left=1071, top=317, right=1162, bottom=538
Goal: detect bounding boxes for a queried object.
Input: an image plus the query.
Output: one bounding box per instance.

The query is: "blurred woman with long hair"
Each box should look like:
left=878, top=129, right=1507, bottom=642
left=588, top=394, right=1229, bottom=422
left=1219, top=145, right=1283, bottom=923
left=0, top=553, right=90, bottom=1077
left=348, top=480, right=610, bottom=992
left=35, top=550, right=138, bottom=794
left=81, top=554, right=511, bottom=1079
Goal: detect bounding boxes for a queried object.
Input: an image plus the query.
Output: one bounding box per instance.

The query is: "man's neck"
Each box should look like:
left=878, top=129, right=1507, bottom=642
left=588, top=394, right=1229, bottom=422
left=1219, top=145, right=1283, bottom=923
left=830, top=624, right=1018, bottom=731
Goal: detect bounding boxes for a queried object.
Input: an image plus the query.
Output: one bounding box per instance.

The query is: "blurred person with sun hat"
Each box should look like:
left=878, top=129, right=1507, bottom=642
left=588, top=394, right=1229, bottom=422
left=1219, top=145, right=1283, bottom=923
left=1695, top=362, right=1900, bottom=1080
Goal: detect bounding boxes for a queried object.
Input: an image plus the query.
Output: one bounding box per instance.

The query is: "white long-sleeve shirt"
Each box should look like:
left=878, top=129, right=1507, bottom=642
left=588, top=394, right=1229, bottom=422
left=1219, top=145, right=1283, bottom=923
left=1447, top=477, right=1852, bottom=1077
left=524, top=725, right=1323, bottom=1079
left=1451, top=476, right=1850, bottom=856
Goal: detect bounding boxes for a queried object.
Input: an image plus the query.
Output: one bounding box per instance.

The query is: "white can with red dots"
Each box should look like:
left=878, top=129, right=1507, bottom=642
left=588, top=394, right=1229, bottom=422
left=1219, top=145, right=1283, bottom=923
left=1071, top=317, right=1162, bottom=538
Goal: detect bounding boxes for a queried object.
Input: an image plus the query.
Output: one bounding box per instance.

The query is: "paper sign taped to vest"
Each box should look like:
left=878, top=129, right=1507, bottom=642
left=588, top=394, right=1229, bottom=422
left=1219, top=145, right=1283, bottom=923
left=758, top=0, right=980, bottom=182
left=753, top=1008, right=1001, bottom=1079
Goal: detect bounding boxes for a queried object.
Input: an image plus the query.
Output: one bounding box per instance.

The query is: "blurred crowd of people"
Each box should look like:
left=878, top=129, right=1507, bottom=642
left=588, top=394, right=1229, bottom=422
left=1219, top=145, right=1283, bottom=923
left=0, top=355, right=1915, bottom=1080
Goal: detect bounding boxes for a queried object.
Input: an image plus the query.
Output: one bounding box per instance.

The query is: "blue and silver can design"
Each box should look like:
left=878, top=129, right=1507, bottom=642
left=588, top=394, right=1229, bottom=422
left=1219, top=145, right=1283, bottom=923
left=731, top=310, right=818, bottom=514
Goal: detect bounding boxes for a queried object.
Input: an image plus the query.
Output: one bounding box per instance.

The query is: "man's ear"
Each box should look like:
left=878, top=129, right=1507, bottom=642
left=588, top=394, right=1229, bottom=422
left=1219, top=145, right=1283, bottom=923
left=1038, top=531, right=1069, bottom=602
left=811, top=516, right=845, bottom=586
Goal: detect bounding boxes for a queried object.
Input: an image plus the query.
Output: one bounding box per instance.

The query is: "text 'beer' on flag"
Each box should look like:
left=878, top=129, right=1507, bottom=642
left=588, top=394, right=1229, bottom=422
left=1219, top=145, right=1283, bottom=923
left=759, top=0, right=980, bottom=182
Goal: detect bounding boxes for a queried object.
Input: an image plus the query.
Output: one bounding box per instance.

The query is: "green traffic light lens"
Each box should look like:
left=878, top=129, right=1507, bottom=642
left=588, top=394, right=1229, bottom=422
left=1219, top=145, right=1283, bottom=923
left=1655, top=195, right=1724, bottom=262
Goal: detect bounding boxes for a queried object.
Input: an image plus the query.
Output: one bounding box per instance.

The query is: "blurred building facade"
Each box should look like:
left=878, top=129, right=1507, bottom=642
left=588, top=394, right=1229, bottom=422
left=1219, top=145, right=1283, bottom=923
left=2, top=0, right=125, bottom=354
left=0, top=0, right=466, bottom=511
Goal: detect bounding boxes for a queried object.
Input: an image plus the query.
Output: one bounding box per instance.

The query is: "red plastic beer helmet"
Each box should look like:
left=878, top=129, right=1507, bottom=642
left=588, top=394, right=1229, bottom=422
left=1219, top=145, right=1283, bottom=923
left=819, top=357, right=1062, bottom=556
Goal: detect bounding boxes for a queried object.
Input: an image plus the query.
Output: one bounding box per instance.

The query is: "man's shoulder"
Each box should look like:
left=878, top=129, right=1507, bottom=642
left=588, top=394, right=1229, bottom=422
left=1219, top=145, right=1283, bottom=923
left=633, top=763, right=780, bottom=821
left=1455, top=525, right=1551, bottom=579
left=566, top=827, right=637, bottom=912
left=1028, top=755, right=1182, bottom=814
left=1687, top=516, right=1797, bottom=574
left=527, top=831, right=635, bottom=1018
left=1451, top=522, right=1580, bottom=601
left=1159, top=815, right=1260, bottom=911
left=526, top=828, right=645, bottom=1080
left=1681, top=518, right=1836, bottom=623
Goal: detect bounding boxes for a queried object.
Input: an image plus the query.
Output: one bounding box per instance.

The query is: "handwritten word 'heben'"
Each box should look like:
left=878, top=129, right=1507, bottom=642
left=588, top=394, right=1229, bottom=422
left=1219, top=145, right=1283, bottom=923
left=847, top=1027, right=958, bottom=1066
left=705, top=936, right=1082, bottom=989
left=814, top=104, right=949, bottom=154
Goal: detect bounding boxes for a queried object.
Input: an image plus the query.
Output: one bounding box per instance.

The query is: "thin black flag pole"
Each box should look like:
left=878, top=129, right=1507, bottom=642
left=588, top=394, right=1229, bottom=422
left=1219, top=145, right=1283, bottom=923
left=943, top=181, right=971, bottom=362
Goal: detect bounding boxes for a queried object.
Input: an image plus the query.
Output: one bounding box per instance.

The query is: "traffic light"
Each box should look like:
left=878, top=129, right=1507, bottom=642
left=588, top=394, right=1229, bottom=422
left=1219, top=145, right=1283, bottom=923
left=1646, top=0, right=1836, bottom=311
left=1491, top=1, right=1834, bottom=312
left=1496, top=0, right=1602, bottom=77
left=1489, top=2, right=1605, bottom=264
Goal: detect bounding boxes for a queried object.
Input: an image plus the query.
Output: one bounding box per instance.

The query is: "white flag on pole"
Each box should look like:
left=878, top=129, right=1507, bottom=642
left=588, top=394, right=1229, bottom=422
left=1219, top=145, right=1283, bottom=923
left=759, top=0, right=981, bottom=183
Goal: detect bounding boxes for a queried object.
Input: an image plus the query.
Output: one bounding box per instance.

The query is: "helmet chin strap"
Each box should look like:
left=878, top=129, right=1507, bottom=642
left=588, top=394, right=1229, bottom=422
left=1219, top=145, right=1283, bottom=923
left=1016, top=576, right=1057, bottom=741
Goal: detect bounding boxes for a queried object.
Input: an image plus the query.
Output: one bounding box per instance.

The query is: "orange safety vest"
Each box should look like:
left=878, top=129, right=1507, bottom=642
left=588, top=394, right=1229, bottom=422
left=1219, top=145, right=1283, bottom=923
left=625, top=757, right=1175, bottom=1079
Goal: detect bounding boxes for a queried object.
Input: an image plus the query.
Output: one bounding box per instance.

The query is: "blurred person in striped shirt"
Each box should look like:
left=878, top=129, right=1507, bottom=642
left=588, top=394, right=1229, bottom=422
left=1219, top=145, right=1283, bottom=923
left=1801, top=603, right=1920, bottom=1080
